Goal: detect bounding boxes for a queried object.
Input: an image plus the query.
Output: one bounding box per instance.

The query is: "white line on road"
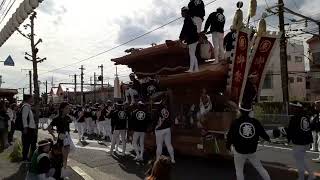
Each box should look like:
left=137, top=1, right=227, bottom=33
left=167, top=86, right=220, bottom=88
left=71, top=139, right=125, bottom=153
left=71, top=166, right=94, bottom=180
left=258, top=144, right=320, bottom=155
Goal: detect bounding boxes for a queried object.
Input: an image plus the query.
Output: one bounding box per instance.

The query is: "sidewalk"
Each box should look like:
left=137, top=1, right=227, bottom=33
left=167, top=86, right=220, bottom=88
left=0, top=139, right=84, bottom=180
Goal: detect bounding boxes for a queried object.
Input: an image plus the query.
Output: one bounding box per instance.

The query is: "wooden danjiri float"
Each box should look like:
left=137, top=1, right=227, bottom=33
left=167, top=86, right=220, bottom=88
left=111, top=13, right=281, bottom=157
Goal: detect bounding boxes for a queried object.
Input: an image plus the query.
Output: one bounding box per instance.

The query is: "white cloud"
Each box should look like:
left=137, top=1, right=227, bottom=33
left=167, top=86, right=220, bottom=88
left=0, top=0, right=319, bottom=94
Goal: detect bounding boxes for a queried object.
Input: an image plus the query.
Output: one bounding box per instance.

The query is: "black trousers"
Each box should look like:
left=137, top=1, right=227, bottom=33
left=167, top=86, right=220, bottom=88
left=21, top=128, right=37, bottom=161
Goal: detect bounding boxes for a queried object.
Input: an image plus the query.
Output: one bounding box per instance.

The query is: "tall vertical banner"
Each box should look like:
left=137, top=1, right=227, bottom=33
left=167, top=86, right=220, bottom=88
left=226, top=28, right=252, bottom=105
left=245, top=32, right=281, bottom=101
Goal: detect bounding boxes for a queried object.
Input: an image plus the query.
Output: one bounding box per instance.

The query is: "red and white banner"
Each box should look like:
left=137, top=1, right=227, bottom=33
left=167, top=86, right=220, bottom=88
left=245, top=32, right=281, bottom=101
left=227, top=28, right=252, bottom=105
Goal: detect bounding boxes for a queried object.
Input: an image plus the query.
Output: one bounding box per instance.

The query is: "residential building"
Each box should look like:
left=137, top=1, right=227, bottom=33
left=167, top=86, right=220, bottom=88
left=49, top=83, right=113, bottom=104
left=306, top=36, right=320, bottom=101
left=260, top=40, right=307, bottom=101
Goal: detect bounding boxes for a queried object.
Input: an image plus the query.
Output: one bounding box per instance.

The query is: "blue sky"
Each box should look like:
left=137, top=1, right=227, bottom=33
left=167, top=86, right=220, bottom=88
left=0, top=0, right=319, bottom=94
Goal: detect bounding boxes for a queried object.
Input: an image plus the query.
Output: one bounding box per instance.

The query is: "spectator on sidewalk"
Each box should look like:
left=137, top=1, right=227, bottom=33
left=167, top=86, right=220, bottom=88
left=7, top=103, right=17, bottom=145
left=179, top=7, right=200, bottom=72
left=48, top=102, right=75, bottom=178
left=21, top=95, right=37, bottom=162
left=146, top=155, right=172, bottom=180
left=0, top=101, right=10, bottom=152
left=226, top=105, right=271, bottom=180
left=287, top=101, right=316, bottom=180
left=188, top=0, right=205, bottom=33
left=203, top=7, right=226, bottom=64
left=26, top=139, right=54, bottom=180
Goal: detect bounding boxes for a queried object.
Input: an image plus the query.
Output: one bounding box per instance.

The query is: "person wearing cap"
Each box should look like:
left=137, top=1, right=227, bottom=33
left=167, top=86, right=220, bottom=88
left=188, top=0, right=205, bottom=33
left=224, top=25, right=236, bottom=59
left=180, top=6, right=200, bottom=72
left=203, top=7, right=226, bottom=64
left=110, top=100, right=128, bottom=156
left=130, top=101, right=150, bottom=161
left=26, top=139, right=53, bottom=180
left=226, top=105, right=271, bottom=180
left=153, top=97, right=175, bottom=163
left=287, top=101, right=316, bottom=180
left=47, top=102, right=75, bottom=177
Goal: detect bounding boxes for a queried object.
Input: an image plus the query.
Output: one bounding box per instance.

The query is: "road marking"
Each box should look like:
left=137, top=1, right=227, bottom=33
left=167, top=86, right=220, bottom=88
left=71, top=166, right=94, bottom=180
left=258, top=144, right=320, bottom=155
left=71, top=138, right=125, bottom=153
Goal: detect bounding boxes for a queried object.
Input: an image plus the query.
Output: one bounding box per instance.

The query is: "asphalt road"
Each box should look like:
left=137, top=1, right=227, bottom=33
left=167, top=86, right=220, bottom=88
left=35, top=123, right=320, bottom=180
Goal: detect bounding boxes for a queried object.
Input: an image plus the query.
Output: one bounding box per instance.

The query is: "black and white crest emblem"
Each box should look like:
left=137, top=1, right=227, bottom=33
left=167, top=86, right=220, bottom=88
left=161, top=108, right=169, bottom=119
left=118, top=111, right=126, bottom=120
left=136, top=111, right=146, bottom=121
left=194, top=0, right=202, bottom=5
left=216, top=13, right=225, bottom=22
left=300, top=117, right=310, bottom=132
left=239, top=122, right=255, bottom=139
left=147, top=85, right=156, bottom=94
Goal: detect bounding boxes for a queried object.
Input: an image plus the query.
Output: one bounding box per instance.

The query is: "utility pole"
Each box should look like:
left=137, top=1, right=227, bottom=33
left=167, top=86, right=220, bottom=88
left=98, top=64, right=104, bottom=99
left=17, top=12, right=47, bottom=128
left=278, top=0, right=289, bottom=114
left=45, top=80, right=48, bottom=104
left=29, top=70, right=32, bottom=95
left=98, top=64, right=104, bottom=88
left=94, top=72, right=97, bottom=103
left=69, top=74, right=78, bottom=104
left=79, top=65, right=85, bottom=105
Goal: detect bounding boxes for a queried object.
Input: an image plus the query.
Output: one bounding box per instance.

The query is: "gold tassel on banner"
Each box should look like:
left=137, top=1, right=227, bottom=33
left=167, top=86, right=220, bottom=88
left=233, top=1, right=244, bottom=30
left=257, top=13, right=267, bottom=36
left=249, top=0, right=257, bottom=18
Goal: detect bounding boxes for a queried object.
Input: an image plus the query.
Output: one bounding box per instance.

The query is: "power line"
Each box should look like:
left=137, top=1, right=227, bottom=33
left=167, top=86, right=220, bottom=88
left=0, top=0, right=16, bottom=26
left=38, top=0, right=220, bottom=76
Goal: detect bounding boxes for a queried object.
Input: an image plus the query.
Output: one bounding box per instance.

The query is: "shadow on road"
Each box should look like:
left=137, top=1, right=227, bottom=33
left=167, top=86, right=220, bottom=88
left=3, top=164, right=28, bottom=180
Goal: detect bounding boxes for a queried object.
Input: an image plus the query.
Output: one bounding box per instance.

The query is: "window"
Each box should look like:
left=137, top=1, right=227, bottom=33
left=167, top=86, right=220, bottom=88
left=306, top=80, right=310, bottom=89
left=289, top=77, right=294, bottom=83
left=295, top=56, right=303, bottom=63
left=262, top=73, right=273, bottom=89
left=287, top=55, right=291, bottom=61
left=260, top=96, right=268, bottom=101
left=297, top=77, right=303, bottom=82
left=312, top=52, right=320, bottom=65
left=260, top=96, right=273, bottom=101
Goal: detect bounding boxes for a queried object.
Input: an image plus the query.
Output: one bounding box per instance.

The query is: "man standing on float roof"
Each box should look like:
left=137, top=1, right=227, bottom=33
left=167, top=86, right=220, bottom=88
left=188, top=0, right=205, bottom=33
left=179, top=7, right=200, bottom=72
left=203, top=7, right=225, bottom=64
